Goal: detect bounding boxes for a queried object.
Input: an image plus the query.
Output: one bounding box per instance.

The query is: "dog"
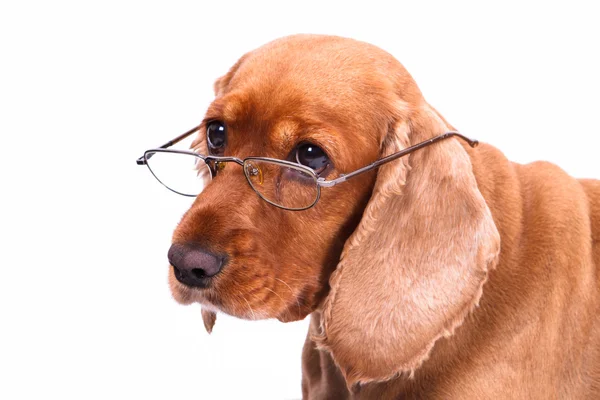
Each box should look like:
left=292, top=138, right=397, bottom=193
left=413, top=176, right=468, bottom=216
left=161, top=35, right=600, bottom=398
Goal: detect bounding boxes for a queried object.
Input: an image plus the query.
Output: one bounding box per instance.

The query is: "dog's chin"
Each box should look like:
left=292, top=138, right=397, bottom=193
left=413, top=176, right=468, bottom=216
left=168, top=269, right=312, bottom=322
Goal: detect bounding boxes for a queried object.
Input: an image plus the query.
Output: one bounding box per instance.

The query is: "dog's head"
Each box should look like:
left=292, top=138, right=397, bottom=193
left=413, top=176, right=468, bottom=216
left=169, top=35, right=500, bottom=386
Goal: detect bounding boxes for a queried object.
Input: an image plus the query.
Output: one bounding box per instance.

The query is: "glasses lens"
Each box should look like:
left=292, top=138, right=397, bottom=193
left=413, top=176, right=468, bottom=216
left=244, top=159, right=319, bottom=210
left=145, top=151, right=211, bottom=196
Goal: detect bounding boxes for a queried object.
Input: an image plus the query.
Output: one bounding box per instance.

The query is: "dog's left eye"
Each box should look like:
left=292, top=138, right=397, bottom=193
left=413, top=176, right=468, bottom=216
left=207, top=121, right=227, bottom=150
left=295, top=143, right=329, bottom=174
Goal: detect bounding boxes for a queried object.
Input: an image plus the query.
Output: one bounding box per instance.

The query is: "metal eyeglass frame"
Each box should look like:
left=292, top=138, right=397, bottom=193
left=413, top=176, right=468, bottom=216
left=136, top=125, right=479, bottom=211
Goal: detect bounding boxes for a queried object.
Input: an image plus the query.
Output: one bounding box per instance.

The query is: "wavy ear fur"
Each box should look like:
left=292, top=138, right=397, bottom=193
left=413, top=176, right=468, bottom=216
left=314, top=104, right=501, bottom=387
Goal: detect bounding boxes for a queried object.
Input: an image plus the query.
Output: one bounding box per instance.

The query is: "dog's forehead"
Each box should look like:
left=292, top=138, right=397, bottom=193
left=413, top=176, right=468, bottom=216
left=231, top=36, right=400, bottom=107
left=218, top=35, right=421, bottom=131
left=235, top=36, right=421, bottom=102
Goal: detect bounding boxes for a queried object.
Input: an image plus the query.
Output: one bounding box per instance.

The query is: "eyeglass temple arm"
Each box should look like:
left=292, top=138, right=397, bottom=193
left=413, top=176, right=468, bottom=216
left=317, top=131, right=478, bottom=187
left=136, top=125, right=202, bottom=165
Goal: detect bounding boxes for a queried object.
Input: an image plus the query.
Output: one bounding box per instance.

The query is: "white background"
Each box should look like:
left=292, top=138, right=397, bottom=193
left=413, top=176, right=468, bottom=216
left=1, top=1, right=598, bottom=399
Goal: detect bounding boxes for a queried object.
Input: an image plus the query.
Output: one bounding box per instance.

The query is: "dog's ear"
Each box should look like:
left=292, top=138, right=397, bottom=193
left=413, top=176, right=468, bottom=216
left=212, top=54, right=248, bottom=97
left=314, top=104, right=501, bottom=387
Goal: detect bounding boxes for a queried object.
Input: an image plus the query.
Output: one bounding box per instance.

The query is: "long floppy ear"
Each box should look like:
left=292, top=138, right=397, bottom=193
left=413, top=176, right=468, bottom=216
left=314, top=104, right=501, bottom=387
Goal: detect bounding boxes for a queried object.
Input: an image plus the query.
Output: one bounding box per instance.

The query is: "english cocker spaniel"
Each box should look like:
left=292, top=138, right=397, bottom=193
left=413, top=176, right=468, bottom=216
left=137, top=35, right=600, bottom=399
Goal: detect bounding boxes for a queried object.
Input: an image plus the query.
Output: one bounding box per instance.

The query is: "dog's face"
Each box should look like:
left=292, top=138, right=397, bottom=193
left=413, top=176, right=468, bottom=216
left=168, top=36, right=401, bottom=321
left=166, top=35, right=501, bottom=385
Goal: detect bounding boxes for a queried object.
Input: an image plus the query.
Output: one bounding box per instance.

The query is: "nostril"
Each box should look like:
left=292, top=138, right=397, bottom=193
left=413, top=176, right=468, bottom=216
left=168, top=243, right=226, bottom=288
left=172, top=265, right=183, bottom=280
left=191, top=268, right=206, bottom=279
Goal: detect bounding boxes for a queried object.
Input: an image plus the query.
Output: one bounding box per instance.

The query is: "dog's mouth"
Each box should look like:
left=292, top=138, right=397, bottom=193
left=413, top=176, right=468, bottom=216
left=168, top=260, right=312, bottom=323
left=168, top=264, right=257, bottom=319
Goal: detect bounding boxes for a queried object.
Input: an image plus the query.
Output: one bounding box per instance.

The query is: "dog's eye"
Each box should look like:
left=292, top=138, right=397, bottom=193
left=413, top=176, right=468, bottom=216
left=207, top=121, right=227, bottom=149
left=295, top=143, right=329, bottom=174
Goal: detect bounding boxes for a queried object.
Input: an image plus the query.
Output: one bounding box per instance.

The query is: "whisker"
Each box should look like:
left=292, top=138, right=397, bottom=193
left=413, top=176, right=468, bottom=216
left=242, top=295, right=256, bottom=320
left=275, top=277, right=302, bottom=317
left=263, top=286, right=286, bottom=305
left=262, top=286, right=293, bottom=320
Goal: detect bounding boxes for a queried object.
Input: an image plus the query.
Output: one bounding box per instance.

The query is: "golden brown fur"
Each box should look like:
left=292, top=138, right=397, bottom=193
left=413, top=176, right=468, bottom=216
left=168, top=35, right=600, bottom=398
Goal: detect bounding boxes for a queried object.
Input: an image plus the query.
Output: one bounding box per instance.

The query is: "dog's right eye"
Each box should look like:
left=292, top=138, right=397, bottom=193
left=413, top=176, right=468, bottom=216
left=207, top=121, right=227, bottom=150
left=295, top=143, right=330, bottom=175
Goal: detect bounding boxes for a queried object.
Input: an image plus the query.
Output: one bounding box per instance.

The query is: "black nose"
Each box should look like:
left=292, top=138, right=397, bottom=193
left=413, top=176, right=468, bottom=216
left=168, top=243, right=225, bottom=288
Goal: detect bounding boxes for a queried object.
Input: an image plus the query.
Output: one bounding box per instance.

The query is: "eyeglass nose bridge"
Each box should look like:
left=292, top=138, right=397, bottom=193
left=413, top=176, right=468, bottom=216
left=203, top=156, right=244, bottom=177
left=206, top=157, right=267, bottom=187
left=203, top=157, right=271, bottom=203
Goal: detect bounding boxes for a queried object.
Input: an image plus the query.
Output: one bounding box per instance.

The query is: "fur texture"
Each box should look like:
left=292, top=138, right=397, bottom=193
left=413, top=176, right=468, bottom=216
left=167, top=35, right=600, bottom=399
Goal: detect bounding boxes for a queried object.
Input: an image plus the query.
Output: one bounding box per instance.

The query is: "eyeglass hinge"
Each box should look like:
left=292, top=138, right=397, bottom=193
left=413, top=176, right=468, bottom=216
left=317, top=175, right=345, bottom=188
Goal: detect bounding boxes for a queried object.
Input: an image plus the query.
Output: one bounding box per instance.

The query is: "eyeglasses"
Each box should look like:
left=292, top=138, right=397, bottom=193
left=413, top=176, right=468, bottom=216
left=136, top=126, right=478, bottom=211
